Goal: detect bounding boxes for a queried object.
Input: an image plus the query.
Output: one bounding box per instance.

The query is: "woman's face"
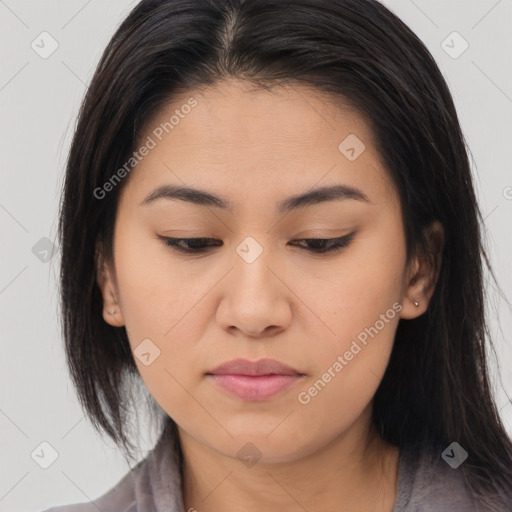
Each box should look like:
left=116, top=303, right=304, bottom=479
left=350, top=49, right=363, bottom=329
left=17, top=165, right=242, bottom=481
left=99, top=79, right=432, bottom=463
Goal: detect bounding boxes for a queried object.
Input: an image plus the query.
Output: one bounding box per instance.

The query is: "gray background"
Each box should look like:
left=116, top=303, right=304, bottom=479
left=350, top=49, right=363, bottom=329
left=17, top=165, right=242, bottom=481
left=0, top=1, right=511, bottom=510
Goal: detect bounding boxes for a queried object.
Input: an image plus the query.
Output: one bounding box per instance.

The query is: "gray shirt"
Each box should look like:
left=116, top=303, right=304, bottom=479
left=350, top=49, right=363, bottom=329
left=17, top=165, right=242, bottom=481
left=42, top=436, right=481, bottom=512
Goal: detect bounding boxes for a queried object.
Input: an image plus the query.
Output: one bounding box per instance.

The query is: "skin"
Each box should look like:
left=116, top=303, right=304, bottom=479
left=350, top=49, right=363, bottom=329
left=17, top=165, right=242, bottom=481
left=98, top=79, right=444, bottom=511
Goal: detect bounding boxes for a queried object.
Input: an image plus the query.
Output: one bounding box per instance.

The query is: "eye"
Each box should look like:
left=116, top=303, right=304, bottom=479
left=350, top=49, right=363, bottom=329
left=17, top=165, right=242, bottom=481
left=161, top=237, right=222, bottom=253
left=289, top=232, right=356, bottom=253
left=159, top=233, right=355, bottom=255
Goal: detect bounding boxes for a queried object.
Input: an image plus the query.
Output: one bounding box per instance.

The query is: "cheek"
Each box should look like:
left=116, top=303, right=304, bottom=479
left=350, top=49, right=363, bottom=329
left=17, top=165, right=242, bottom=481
left=301, top=228, right=405, bottom=347
left=291, top=306, right=399, bottom=450
left=111, top=230, right=210, bottom=412
left=289, top=229, right=404, bottom=424
left=113, top=230, right=187, bottom=337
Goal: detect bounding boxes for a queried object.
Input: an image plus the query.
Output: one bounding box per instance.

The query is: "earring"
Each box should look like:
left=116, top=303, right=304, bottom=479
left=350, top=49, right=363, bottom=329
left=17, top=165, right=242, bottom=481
left=108, top=309, right=116, bottom=315
left=413, top=300, right=419, bottom=307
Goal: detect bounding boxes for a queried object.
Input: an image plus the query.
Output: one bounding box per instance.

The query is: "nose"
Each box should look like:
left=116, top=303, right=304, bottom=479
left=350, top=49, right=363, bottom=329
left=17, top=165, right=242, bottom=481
left=216, top=241, right=292, bottom=339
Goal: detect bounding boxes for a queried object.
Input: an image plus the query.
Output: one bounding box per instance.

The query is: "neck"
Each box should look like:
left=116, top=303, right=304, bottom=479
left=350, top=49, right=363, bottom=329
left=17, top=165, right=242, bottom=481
left=178, top=407, right=400, bottom=512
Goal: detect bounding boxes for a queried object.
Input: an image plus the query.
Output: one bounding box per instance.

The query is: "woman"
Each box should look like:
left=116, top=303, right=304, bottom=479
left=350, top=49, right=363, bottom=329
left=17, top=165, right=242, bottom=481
left=44, top=0, right=512, bottom=510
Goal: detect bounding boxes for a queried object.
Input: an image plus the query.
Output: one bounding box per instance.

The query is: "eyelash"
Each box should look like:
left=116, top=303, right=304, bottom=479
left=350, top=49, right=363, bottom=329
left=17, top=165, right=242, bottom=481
left=160, top=233, right=355, bottom=255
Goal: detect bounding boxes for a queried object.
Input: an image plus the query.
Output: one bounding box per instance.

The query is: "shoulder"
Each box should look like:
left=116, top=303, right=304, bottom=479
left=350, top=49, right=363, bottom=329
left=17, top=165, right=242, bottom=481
left=393, top=443, right=478, bottom=512
left=40, top=431, right=184, bottom=512
left=40, top=459, right=141, bottom=512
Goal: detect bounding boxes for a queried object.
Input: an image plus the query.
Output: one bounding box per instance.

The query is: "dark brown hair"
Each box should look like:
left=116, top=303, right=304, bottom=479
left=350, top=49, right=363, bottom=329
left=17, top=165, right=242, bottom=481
left=58, top=0, right=512, bottom=509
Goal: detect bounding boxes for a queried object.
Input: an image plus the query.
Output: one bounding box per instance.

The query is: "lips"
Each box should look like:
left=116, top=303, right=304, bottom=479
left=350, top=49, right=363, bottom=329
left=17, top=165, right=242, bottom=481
left=206, top=358, right=305, bottom=401
left=208, top=358, right=303, bottom=377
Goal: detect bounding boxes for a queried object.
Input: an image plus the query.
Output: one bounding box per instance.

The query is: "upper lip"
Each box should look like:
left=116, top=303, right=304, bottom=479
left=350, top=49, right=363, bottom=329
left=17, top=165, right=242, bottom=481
left=207, top=358, right=303, bottom=376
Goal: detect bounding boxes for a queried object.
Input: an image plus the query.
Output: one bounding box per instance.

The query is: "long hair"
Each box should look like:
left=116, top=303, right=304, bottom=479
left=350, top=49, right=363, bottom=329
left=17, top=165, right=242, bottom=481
left=58, top=0, right=512, bottom=509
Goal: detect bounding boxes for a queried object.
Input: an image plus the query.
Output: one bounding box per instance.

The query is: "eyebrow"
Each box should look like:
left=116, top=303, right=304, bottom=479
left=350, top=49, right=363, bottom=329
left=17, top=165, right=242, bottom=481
left=140, top=183, right=370, bottom=213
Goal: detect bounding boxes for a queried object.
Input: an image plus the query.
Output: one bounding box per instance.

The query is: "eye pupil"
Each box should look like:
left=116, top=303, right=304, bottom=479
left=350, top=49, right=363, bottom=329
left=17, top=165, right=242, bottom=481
left=187, top=238, right=209, bottom=248
left=306, top=239, right=329, bottom=249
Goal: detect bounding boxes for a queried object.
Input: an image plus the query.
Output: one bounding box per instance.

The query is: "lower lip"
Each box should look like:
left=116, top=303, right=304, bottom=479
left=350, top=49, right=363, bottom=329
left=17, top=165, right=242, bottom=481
left=207, top=374, right=302, bottom=401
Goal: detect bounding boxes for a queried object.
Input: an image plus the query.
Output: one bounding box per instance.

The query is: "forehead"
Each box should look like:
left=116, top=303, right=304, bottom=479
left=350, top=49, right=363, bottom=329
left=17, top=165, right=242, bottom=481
left=122, top=79, right=395, bottom=210
left=147, top=79, right=374, bottom=150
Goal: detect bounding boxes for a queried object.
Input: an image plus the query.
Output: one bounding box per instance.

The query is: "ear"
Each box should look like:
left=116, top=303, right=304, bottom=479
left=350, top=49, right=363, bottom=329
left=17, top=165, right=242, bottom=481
left=400, top=220, right=444, bottom=319
left=96, top=244, right=125, bottom=328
